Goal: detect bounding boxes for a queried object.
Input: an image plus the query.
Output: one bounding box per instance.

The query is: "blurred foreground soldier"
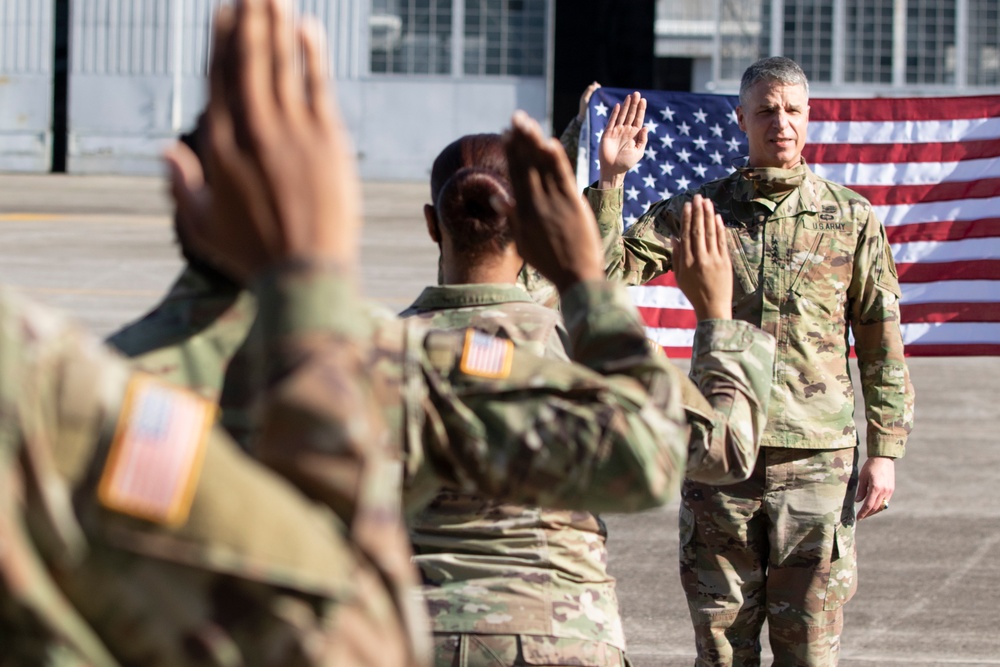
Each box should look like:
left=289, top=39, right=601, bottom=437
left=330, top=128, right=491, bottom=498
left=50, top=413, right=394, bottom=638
left=405, top=112, right=774, bottom=667
left=602, top=57, right=915, bottom=665
left=107, top=116, right=255, bottom=403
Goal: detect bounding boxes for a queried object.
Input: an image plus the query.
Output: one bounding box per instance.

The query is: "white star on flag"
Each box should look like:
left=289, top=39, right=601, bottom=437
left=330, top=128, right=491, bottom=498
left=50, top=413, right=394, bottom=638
left=644, top=120, right=659, bottom=133
left=595, top=129, right=603, bottom=141
left=693, top=163, right=708, bottom=178
left=625, top=186, right=640, bottom=201
left=624, top=213, right=637, bottom=226
left=693, top=136, right=708, bottom=151
left=659, top=106, right=675, bottom=121
left=710, top=150, right=724, bottom=164
left=693, top=108, right=708, bottom=123
left=659, top=134, right=674, bottom=148
left=659, top=162, right=674, bottom=175
left=710, top=123, right=724, bottom=137
left=644, top=147, right=658, bottom=161
left=595, top=102, right=609, bottom=117
left=728, top=109, right=739, bottom=124
left=675, top=176, right=691, bottom=191
left=726, top=136, right=742, bottom=152
left=658, top=188, right=671, bottom=199
left=676, top=148, right=692, bottom=163
left=642, top=174, right=656, bottom=189
left=677, top=121, right=691, bottom=136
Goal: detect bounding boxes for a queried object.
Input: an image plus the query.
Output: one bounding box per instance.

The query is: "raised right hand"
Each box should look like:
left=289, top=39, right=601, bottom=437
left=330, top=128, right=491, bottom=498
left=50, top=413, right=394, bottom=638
left=500, top=111, right=604, bottom=292
left=671, top=194, right=733, bottom=321
left=598, top=91, right=648, bottom=190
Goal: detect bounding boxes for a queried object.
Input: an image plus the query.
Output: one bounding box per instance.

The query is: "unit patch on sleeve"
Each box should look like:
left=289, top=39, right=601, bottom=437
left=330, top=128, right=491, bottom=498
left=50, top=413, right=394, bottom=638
left=459, top=329, right=514, bottom=379
left=98, top=375, right=215, bottom=526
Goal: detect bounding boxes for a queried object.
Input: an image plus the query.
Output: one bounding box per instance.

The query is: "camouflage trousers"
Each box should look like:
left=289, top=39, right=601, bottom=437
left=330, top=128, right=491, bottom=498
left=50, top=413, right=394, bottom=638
left=678, top=447, right=859, bottom=667
left=432, top=633, right=631, bottom=667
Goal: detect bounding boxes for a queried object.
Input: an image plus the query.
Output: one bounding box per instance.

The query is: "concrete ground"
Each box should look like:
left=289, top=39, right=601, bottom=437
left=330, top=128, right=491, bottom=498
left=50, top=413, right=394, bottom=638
left=1, top=174, right=998, bottom=667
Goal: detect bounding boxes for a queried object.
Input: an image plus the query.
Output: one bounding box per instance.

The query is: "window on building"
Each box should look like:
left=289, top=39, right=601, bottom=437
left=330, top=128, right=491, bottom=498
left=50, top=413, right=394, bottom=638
left=845, top=0, right=893, bottom=84
left=368, top=0, right=546, bottom=77
left=369, top=0, right=452, bottom=75
left=719, top=0, right=766, bottom=82
left=969, top=0, right=1000, bottom=85
left=782, top=0, right=834, bottom=83
left=906, top=0, right=956, bottom=84
left=463, top=0, right=546, bottom=76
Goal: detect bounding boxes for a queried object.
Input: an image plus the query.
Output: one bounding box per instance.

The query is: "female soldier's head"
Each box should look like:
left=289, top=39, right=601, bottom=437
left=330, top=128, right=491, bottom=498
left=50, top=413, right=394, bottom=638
left=425, top=133, right=520, bottom=285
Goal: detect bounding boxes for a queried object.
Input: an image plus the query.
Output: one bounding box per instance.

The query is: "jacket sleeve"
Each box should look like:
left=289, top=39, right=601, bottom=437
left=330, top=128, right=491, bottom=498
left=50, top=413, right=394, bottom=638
left=607, top=198, right=680, bottom=285
left=848, top=207, right=914, bottom=459
left=409, top=279, right=692, bottom=514
left=682, top=319, right=775, bottom=484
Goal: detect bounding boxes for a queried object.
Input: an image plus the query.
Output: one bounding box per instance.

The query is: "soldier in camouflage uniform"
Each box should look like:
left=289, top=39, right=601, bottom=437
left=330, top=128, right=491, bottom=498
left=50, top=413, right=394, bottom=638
left=404, top=102, right=774, bottom=666
left=596, top=57, right=915, bottom=665
left=107, top=118, right=256, bottom=405
left=0, top=5, right=760, bottom=662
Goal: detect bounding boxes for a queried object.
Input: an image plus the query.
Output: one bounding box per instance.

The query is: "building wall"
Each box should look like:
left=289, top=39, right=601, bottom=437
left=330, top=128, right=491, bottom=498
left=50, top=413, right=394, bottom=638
left=0, top=0, right=550, bottom=179
left=0, top=1, right=54, bottom=172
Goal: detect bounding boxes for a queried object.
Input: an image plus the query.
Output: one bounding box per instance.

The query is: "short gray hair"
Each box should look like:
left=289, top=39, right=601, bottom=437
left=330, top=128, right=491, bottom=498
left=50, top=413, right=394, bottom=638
left=739, top=57, right=809, bottom=108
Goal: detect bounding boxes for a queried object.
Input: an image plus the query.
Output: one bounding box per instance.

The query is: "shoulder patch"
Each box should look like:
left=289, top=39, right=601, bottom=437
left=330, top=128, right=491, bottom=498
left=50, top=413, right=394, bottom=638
left=459, top=329, right=513, bottom=379
left=98, top=375, right=215, bottom=526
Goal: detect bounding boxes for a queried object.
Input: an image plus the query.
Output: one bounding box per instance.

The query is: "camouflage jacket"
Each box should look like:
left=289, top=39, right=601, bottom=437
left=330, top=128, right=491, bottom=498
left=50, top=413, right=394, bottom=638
left=0, top=282, right=419, bottom=667
left=610, top=162, right=914, bottom=457
left=400, top=283, right=625, bottom=648
left=106, top=264, right=255, bottom=402
left=252, top=265, right=776, bottom=521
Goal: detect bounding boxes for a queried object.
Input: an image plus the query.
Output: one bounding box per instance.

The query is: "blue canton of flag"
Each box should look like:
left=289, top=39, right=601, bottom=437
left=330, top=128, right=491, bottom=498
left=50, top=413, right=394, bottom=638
left=581, top=87, right=747, bottom=228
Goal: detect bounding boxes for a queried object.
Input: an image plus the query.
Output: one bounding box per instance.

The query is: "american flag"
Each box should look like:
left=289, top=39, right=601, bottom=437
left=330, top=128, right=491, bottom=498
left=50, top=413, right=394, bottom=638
left=580, top=87, right=1000, bottom=357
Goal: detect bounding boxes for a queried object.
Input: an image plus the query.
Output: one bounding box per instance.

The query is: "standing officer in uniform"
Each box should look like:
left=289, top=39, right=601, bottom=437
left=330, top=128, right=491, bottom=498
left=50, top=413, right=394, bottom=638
left=602, top=57, right=915, bottom=665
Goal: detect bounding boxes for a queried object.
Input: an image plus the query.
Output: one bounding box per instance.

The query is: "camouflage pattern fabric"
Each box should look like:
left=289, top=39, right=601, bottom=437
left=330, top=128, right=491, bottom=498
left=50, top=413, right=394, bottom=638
left=0, top=282, right=418, bottom=667
left=432, top=633, right=632, bottom=667
left=604, top=161, right=913, bottom=665
left=107, top=264, right=255, bottom=402
left=678, top=446, right=858, bottom=667
left=610, top=162, right=914, bottom=457
left=401, top=283, right=627, bottom=655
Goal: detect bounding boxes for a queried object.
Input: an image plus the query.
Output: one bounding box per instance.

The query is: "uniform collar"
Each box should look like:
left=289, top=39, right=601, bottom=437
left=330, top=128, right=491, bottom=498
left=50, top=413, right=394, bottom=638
left=407, top=283, right=535, bottom=311
left=733, top=160, right=819, bottom=214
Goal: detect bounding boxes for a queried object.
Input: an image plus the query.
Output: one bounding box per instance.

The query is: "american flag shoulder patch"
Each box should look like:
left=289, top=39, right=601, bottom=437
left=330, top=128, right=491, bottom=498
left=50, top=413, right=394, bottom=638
left=98, top=375, right=215, bottom=526
left=459, top=329, right=514, bottom=379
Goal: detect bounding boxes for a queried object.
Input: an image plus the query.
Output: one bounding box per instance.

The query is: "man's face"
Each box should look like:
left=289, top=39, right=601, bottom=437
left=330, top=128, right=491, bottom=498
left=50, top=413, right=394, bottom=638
left=736, top=81, right=809, bottom=170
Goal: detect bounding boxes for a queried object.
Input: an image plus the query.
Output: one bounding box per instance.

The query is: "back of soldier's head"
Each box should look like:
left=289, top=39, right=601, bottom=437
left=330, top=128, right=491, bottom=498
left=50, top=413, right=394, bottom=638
left=739, top=57, right=810, bottom=107
left=429, top=134, right=514, bottom=258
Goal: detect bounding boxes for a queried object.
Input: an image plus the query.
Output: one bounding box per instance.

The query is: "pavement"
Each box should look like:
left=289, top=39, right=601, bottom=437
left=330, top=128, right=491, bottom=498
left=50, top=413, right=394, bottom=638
left=1, top=173, right=998, bottom=666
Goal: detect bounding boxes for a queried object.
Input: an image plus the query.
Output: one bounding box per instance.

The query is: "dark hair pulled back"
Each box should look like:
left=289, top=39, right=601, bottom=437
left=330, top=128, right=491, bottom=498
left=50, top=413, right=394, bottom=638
left=430, top=133, right=513, bottom=257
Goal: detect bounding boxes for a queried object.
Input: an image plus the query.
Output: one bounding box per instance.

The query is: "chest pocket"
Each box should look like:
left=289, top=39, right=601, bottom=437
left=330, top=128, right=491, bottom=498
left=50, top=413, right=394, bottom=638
left=726, top=227, right=763, bottom=306
left=787, top=210, right=856, bottom=311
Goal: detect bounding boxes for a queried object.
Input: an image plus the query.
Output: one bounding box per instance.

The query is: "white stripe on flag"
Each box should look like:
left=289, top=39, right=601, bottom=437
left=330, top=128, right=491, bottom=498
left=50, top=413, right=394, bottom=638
left=808, top=117, right=1000, bottom=144
left=627, top=284, right=693, bottom=309
left=892, top=237, right=1000, bottom=263
left=901, top=321, right=1000, bottom=345
left=900, top=280, right=1000, bottom=304
left=874, top=197, right=1000, bottom=227
left=813, top=157, right=1000, bottom=187
left=644, top=326, right=696, bottom=348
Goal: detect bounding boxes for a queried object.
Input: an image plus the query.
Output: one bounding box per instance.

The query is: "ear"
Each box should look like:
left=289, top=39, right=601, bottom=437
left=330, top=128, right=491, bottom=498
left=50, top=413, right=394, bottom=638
left=736, top=105, right=746, bottom=133
left=424, top=203, right=441, bottom=244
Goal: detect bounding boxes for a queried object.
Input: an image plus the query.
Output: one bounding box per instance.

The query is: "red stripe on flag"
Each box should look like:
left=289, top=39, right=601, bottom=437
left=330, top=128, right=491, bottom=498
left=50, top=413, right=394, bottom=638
left=809, top=96, right=1000, bottom=122
left=659, top=346, right=693, bottom=359
left=895, top=259, right=1000, bottom=282
left=805, top=138, right=1000, bottom=164
left=851, top=178, right=1000, bottom=206
left=902, top=302, right=1000, bottom=323
left=887, top=219, right=1000, bottom=243
left=901, top=343, right=1000, bottom=356
left=637, top=307, right=697, bottom=329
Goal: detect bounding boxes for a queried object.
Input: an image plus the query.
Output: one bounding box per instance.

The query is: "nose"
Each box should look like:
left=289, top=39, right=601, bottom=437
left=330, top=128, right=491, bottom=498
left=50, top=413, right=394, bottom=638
left=774, top=110, right=790, bottom=130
